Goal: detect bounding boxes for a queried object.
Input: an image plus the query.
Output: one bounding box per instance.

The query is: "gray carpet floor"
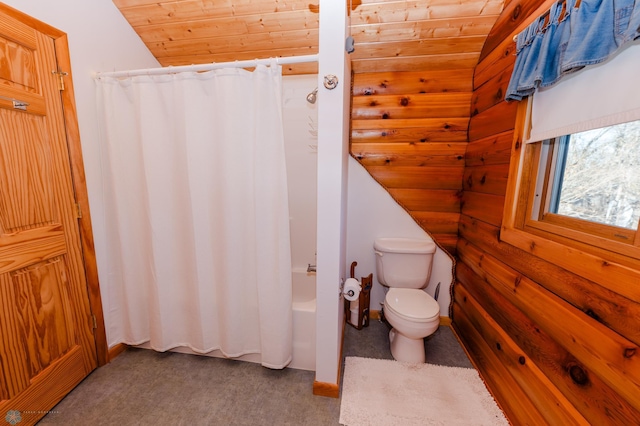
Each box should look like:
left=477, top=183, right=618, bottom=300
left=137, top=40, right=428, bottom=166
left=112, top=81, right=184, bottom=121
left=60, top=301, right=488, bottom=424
left=38, top=319, right=472, bottom=425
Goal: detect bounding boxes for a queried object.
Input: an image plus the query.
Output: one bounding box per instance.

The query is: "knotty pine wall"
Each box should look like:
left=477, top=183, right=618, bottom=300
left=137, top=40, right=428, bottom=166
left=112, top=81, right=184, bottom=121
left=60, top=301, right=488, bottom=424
left=350, top=70, right=471, bottom=254
left=453, top=0, right=640, bottom=424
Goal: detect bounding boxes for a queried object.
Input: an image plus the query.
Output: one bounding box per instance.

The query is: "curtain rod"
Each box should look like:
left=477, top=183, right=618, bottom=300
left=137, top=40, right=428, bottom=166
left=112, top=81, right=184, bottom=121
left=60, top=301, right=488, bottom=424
left=94, top=54, right=319, bottom=79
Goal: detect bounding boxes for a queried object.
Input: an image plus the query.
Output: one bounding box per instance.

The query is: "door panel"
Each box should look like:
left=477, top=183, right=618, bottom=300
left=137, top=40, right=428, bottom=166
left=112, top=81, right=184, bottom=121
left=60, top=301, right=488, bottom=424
left=14, top=258, right=75, bottom=378
left=0, top=38, right=38, bottom=94
left=0, top=108, right=57, bottom=231
left=0, top=8, right=98, bottom=425
left=0, top=273, right=27, bottom=401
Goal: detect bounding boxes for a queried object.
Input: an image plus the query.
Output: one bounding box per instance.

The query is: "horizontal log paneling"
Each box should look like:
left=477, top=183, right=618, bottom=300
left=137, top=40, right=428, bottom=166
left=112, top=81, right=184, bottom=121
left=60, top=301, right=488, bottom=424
left=352, top=117, right=469, bottom=132
left=351, top=142, right=466, bottom=167
left=351, top=59, right=474, bottom=254
left=365, top=166, right=464, bottom=190
left=464, top=131, right=513, bottom=167
left=468, top=100, right=518, bottom=141
left=479, top=0, right=550, bottom=61
left=459, top=215, right=640, bottom=346
left=474, top=0, right=556, bottom=88
left=453, top=290, right=588, bottom=425
left=456, top=245, right=640, bottom=424
left=462, top=164, right=509, bottom=195
left=352, top=125, right=468, bottom=144
left=346, top=0, right=499, bottom=252
left=353, top=70, right=473, bottom=95
left=456, top=262, right=638, bottom=425
left=351, top=53, right=479, bottom=74
left=455, top=270, right=640, bottom=425
left=474, top=38, right=517, bottom=90
left=352, top=93, right=472, bottom=120
left=387, top=189, right=461, bottom=213
left=411, top=212, right=461, bottom=235
left=471, top=62, right=514, bottom=117
left=456, top=1, right=640, bottom=422
left=451, top=302, right=550, bottom=425
left=460, top=192, right=505, bottom=227
left=430, top=234, right=458, bottom=255
left=351, top=36, right=488, bottom=60
left=350, top=76, right=465, bottom=255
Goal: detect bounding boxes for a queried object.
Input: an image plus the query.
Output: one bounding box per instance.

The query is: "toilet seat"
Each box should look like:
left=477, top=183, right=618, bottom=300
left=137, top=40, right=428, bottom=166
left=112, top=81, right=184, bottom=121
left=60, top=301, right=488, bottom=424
left=385, top=288, right=439, bottom=323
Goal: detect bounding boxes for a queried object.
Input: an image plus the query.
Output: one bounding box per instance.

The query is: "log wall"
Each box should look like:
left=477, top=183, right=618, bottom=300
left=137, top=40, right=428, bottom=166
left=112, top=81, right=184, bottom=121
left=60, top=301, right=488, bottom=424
left=454, top=0, right=640, bottom=424
left=350, top=69, right=471, bottom=254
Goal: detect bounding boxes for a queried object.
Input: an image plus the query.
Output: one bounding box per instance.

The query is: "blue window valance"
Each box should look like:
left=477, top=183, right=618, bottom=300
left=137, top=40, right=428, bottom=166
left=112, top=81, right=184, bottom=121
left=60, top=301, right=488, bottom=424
left=506, top=0, right=640, bottom=101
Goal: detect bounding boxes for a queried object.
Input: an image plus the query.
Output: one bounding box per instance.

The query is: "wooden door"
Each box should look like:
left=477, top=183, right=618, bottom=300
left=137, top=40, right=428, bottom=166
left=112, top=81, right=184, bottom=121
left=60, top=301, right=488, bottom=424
left=0, top=6, right=102, bottom=425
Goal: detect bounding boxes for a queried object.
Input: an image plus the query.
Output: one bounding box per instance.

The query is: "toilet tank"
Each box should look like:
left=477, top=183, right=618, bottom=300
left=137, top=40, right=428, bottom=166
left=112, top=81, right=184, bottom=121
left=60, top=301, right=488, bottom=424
left=374, top=237, right=436, bottom=289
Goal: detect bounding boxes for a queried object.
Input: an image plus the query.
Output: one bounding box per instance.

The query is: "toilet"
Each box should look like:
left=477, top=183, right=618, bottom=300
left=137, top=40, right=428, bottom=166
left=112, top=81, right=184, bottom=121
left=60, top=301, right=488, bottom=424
left=374, top=237, right=440, bottom=363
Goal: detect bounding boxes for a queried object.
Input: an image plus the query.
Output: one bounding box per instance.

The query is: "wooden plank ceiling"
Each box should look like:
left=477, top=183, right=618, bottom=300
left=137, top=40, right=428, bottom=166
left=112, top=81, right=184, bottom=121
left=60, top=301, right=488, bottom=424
left=112, top=0, right=505, bottom=75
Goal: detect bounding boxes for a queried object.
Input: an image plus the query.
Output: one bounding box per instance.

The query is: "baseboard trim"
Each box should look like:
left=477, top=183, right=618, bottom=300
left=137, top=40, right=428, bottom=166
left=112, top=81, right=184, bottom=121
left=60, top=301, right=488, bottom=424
left=440, top=316, right=452, bottom=326
left=369, top=310, right=451, bottom=326
left=313, top=380, right=340, bottom=398
left=313, top=308, right=346, bottom=399
left=108, top=343, right=128, bottom=362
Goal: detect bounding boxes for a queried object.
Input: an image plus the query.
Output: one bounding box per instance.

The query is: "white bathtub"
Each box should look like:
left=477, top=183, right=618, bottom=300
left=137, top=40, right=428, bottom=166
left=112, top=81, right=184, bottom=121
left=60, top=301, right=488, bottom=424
left=289, top=268, right=316, bottom=371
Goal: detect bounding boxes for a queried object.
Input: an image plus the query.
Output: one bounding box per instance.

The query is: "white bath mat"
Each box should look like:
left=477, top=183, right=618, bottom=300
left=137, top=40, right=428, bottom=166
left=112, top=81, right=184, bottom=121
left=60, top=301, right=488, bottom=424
left=339, top=356, right=509, bottom=426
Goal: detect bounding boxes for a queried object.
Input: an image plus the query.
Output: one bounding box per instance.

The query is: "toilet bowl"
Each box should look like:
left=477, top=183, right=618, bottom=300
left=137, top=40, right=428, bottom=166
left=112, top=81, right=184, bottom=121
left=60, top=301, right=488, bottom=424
left=374, top=237, right=440, bottom=363
left=385, top=288, right=440, bottom=363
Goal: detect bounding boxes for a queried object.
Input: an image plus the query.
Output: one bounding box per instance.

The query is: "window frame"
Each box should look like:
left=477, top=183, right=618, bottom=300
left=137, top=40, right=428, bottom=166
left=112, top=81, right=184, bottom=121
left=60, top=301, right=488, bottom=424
left=524, top=135, right=639, bottom=249
left=501, top=100, right=640, bottom=296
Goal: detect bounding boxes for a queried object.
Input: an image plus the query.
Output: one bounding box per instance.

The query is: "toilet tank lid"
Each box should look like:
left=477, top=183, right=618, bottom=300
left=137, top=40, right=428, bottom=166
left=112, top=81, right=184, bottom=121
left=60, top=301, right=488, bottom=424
left=374, top=237, right=436, bottom=254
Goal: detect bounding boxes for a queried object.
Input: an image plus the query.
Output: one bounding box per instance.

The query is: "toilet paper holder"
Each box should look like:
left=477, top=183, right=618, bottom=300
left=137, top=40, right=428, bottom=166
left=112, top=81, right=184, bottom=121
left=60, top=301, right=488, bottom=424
left=344, top=261, right=372, bottom=330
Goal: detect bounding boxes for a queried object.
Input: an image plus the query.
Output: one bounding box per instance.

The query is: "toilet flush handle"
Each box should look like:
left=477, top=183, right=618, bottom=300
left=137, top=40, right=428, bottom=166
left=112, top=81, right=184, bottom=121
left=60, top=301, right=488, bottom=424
left=374, top=250, right=383, bottom=257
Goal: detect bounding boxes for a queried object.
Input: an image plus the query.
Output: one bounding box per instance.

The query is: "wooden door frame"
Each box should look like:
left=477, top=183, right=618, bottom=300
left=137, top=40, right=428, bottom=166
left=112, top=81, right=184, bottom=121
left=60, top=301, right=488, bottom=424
left=0, top=3, right=108, bottom=366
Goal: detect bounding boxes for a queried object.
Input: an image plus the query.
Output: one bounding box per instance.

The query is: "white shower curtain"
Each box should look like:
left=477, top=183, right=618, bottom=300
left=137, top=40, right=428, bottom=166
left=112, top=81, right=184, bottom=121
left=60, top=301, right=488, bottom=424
left=96, top=64, right=292, bottom=368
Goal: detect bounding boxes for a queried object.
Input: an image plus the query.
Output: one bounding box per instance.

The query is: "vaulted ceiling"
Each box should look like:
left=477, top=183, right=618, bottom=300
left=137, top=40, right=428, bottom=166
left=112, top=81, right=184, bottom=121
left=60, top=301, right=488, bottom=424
left=112, top=0, right=506, bottom=75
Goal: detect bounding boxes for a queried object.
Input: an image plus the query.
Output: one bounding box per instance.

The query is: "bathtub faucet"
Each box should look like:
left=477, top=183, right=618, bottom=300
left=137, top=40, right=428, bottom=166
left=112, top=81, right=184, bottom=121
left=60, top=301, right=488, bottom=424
left=307, top=264, right=316, bottom=273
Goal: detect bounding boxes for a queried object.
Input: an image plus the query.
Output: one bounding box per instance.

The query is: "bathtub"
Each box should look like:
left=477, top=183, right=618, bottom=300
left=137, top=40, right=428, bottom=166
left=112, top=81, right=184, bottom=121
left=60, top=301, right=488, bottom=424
left=289, top=268, right=316, bottom=371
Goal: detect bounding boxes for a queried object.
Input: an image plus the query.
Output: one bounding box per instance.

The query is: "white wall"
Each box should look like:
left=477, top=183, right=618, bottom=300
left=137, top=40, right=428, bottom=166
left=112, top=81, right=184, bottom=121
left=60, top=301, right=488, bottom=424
left=282, top=76, right=318, bottom=271
left=315, top=0, right=351, bottom=385
left=2, top=0, right=160, bottom=345
left=346, top=157, right=454, bottom=317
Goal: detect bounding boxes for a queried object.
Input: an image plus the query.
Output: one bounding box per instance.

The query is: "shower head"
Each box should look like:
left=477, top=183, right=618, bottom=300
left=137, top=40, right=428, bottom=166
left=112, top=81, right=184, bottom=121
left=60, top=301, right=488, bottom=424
left=306, top=87, right=318, bottom=104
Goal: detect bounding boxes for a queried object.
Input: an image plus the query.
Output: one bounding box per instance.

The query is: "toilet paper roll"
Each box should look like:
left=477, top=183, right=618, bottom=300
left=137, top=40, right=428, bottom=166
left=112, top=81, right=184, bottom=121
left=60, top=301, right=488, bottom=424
left=350, top=299, right=359, bottom=311
left=343, top=278, right=361, bottom=302
left=350, top=306, right=359, bottom=325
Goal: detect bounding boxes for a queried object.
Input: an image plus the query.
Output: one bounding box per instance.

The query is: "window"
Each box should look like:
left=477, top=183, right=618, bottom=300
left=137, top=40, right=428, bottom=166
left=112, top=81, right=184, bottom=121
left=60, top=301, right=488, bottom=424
left=501, top=101, right=640, bottom=289
left=544, top=122, right=640, bottom=232
left=520, top=120, right=640, bottom=258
